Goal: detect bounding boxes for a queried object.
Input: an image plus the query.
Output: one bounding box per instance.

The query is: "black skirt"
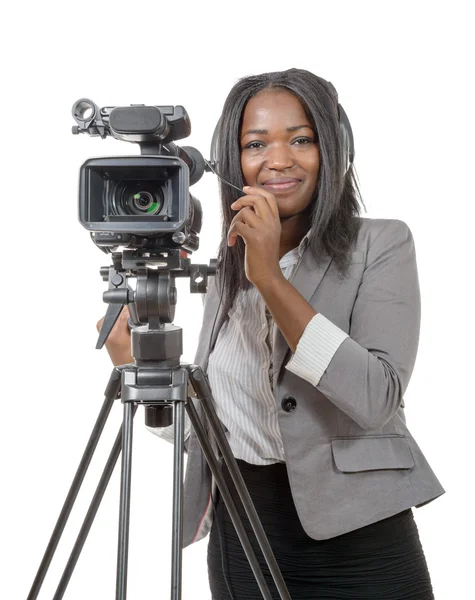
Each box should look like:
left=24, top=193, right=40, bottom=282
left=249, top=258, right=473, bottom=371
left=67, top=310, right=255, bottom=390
left=207, top=459, right=435, bottom=600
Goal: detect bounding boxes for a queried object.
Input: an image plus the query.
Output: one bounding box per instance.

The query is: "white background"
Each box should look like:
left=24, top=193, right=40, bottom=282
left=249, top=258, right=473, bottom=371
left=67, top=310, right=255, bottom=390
left=2, top=1, right=473, bottom=598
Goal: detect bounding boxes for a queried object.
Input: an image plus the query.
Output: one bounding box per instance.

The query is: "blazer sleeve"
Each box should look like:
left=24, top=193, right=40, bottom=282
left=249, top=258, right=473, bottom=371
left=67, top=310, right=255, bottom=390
left=287, top=219, right=421, bottom=430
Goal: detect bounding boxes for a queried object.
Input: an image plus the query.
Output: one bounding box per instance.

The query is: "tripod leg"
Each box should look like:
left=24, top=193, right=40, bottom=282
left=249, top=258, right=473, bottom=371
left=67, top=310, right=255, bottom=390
left=171, top=399, right=186, bottom=600
left=116, top=401, right=135, bottom=600
left=188, top=365, right=292, bottom=600
left=27, top=368, right=122, bottom=600
left=52, top=404, right=138, bottom=600
left=185, top=399, right=275, bottom=600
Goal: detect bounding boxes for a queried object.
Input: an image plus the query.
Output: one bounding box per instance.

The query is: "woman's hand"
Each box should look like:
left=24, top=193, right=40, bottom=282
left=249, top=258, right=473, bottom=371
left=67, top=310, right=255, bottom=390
left=228, top=186, right=283, bottom=288
left=96, top=306, right=133, bottom=366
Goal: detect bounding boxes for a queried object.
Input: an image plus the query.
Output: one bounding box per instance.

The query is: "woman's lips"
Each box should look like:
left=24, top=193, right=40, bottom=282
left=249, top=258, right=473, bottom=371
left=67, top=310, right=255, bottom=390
left=263, top=180, right=301, bottom=192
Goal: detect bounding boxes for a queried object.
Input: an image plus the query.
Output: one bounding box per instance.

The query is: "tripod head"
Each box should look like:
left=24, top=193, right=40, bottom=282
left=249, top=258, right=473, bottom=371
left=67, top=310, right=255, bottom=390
left=96, top=248, right=216, bottom=427
left=97, top=248, right=215, bottom=344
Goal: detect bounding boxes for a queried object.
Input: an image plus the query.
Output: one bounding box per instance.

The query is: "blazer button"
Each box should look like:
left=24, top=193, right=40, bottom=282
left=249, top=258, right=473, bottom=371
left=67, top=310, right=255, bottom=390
left=281, top=395, right=297, bottom=412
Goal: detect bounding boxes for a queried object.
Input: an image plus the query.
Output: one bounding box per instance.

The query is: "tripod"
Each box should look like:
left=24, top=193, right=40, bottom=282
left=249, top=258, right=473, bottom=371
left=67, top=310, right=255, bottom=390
left=27, top=249, right=292, bottom=600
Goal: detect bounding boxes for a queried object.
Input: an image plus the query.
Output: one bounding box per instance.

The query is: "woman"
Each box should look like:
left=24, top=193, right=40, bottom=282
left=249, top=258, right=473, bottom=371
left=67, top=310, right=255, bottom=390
left=99, top=68, right=445, bottom=599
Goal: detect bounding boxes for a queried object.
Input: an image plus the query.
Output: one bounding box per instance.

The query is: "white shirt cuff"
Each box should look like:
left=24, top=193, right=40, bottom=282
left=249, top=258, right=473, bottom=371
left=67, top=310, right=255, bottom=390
left=285, top=313, right=349, bottom=386
left=146, top=413, right=191, bottom=445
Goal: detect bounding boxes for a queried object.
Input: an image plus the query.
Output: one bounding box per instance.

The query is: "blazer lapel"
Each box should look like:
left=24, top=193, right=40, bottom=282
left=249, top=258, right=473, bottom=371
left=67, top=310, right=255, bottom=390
left=193, top=276, right=227, bottom=373
left=272, top=248, right=334, bottom=384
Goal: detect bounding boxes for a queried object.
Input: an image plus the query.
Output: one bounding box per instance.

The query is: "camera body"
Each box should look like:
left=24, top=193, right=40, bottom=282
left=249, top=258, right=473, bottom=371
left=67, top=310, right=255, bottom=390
left=73, top=100, right=205, bottom=253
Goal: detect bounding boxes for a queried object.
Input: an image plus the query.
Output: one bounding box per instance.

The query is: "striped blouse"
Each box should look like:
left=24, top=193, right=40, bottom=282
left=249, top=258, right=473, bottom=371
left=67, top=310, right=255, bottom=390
left=148, top=231, right=349, bottom=464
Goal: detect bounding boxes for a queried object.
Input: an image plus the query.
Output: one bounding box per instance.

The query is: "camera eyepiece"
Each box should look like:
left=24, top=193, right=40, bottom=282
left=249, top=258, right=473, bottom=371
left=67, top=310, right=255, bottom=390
left=72, top=99, right=97, bottom=123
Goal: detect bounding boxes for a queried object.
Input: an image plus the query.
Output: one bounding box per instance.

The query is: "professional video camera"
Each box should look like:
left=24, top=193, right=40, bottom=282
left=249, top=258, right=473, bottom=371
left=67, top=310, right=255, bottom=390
left=72, top=98, right=206, bottom=254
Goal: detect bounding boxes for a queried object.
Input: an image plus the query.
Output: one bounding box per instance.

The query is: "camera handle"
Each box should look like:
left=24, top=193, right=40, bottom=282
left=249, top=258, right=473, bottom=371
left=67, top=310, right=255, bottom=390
left=26, top=266, right=292, bottom=600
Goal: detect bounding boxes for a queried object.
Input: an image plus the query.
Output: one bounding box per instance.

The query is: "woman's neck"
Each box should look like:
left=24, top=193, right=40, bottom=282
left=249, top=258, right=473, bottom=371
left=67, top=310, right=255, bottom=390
left=279, top=214, right=310, bottom=259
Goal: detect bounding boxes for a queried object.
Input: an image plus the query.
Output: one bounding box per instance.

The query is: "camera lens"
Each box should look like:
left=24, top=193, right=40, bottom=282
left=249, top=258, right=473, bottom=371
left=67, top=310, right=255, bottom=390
left=111, top=182, right=165, bottom=217
left=127, top=189, right=163, bottom=215
left=133, top=191, right=154, bottom=211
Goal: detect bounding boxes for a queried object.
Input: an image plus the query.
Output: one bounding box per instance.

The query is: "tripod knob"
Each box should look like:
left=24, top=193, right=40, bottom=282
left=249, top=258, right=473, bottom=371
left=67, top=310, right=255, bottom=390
left=145, top=405, right=173, bottom=427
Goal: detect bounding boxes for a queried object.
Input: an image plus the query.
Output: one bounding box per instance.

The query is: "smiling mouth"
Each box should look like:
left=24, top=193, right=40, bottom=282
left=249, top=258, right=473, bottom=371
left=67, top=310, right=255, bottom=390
left=263, top=180, right=301, bottom=192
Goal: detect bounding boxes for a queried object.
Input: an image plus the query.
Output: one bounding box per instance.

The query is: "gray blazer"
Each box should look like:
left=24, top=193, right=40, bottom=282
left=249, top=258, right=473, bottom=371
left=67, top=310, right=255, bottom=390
left=182, top=217, right=446, bottom=547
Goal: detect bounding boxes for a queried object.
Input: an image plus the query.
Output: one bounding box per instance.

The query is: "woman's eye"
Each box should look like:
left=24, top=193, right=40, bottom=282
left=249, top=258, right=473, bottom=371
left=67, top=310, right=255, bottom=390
left=245, top=141, right=264, bottom=149
left=293, top=137, right=313, bottom=145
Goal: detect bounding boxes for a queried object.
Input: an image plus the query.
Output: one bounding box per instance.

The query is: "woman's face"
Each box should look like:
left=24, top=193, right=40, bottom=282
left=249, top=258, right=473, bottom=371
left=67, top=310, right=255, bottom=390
left=239, top=88, right=320, bottom=219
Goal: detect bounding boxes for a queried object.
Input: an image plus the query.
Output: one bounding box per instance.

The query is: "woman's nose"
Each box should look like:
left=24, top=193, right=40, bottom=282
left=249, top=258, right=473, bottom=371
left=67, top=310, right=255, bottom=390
left=263, top=143, right=295, bottom=169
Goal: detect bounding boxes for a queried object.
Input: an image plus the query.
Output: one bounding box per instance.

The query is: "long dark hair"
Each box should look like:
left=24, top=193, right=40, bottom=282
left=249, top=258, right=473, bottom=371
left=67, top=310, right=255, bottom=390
left=214, top=68, right=365, bottom=320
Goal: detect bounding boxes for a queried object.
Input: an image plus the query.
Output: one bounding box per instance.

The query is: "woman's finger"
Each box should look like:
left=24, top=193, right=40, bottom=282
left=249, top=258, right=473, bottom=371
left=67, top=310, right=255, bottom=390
left=230, top=205, right=261, bottom=228
left=228, top=206, right=260, bottom=245
left=228, top=220, right=251, bottom=246
left=231, top=192, right=273, bottom=220
left=241, top=186, right=279, bottom=219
